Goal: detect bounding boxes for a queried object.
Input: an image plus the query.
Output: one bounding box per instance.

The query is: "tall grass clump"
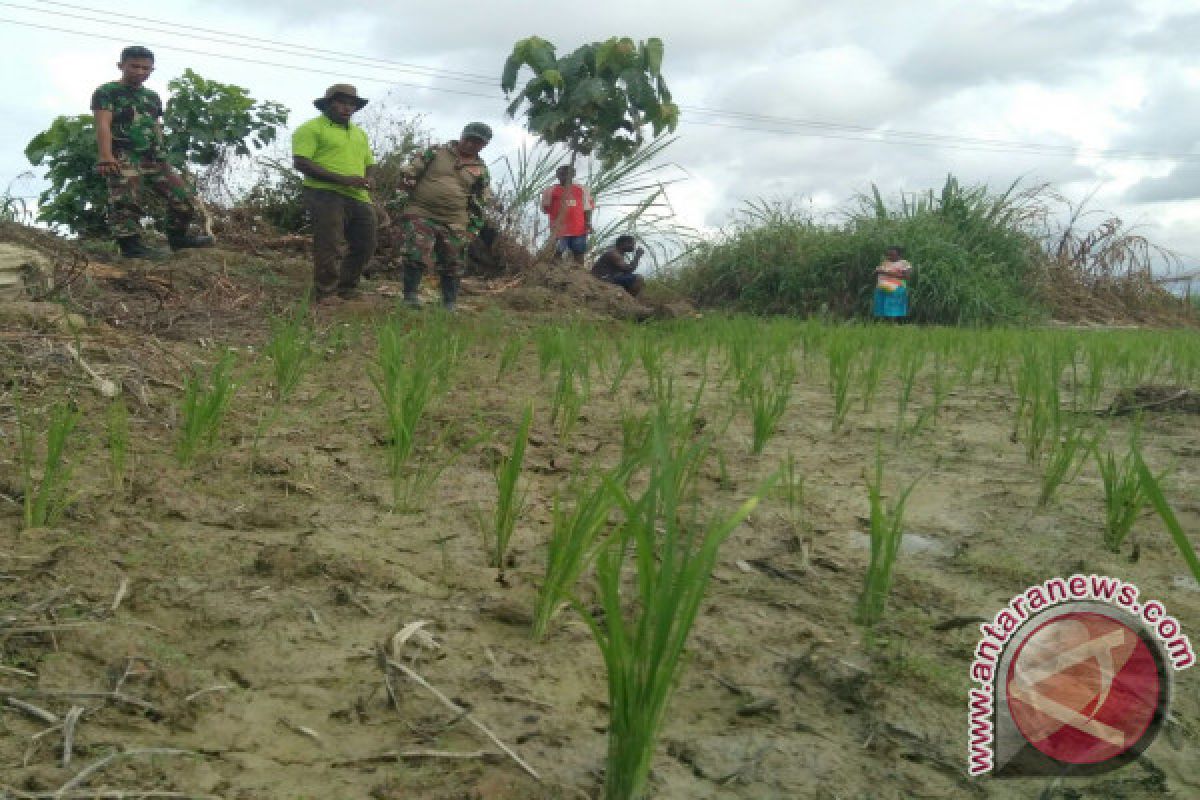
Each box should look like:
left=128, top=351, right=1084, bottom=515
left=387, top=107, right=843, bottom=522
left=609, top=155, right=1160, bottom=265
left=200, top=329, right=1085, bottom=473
left=857, top=449, right=918, bottom=627
left=177, top=351, right=238, bottom=466
left=17, top=400, right=80, bottom=530
left=670, top=177, right=1045, bottom=325
left=492, top=404, right=533, bottom=581
left=577, top=402, right=765, bottom=800
left=106, top=398, right=129, bottom=492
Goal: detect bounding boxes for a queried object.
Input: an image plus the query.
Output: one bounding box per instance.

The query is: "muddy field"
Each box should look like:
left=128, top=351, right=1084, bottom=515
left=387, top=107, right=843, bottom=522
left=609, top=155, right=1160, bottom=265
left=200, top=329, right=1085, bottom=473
left=2, top=247, right=1198, bottom=800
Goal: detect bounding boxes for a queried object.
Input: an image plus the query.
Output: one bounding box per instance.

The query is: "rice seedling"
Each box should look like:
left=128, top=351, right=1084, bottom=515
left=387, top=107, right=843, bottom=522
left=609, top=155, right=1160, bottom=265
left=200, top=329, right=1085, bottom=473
left=575, top=404, right=765, bottom=800
left=495, top=335, right=525, bottom=383
left=608, top=335, right=640, bottom=395
left=1036, top=420, right=1094, bottom=507
left=17, top=399, right=80, bottom=530
left=176, top=351, right=238, bottom=466
left=859, top=340, right=887, bottom=412
left=827, top=334, right=856, bottom=431
left=1136, top=453, right=1200, bottom=584
left=492, top=404, right=533, bottom=581
left=1094, top=440, right=1150, bottom=553
left=893, top=345, right=926, bottom=441
left=745, top=351, right=795, bottom=454
left=264, top=306, right=315, bottom=403
left=907, top=352, right=952, bottom=437
left=106, top=398, right=129, bottom=492
left=370, top=321, right=441, bottom=508
left=532, top=471, right=618, bottom=640
left=857, top=449, right=919, bottom=627
left=776, top=450, right=805, bottom=532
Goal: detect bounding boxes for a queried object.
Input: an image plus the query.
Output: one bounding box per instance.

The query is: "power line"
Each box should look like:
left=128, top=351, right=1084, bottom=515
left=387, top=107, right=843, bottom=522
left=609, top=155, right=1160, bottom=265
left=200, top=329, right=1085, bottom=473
left=0, top=16, right=501, bottom=100
left=26, top=0, right=497, bottom=84
left=3, top=10, right=1196, bottom=164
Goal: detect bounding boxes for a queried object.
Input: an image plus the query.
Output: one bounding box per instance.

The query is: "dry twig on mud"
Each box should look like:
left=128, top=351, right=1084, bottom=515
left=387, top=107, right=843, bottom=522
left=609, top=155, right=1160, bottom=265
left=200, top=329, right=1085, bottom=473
left=5, top=696, right=59, bottom=724
left=6, top=792, right=219, bottom=800
left=54, top=748, right=197, bottom=795
left=60, top=706, right=85, bottom=767
left=1, top=688, right=159, bottom=715
left=332, top=749, right=502, bottom=768
left=0, top=664, right=38, bottom=679
left=382, top=656, right=541, bottom=782
left=183, top=685, right=231, bottom=704
left=278, top=717, right=322, bottom=744
left=110, top=579, right=129, bottom=613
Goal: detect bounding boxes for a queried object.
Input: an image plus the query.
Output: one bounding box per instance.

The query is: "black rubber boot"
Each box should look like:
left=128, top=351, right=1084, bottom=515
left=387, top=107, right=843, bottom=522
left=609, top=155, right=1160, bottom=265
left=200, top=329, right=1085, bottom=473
left=402, top=266, right=424, bottom=308
left=440, top=274, right=460, bottom=312
left=167, top=231, right=215, bottom=251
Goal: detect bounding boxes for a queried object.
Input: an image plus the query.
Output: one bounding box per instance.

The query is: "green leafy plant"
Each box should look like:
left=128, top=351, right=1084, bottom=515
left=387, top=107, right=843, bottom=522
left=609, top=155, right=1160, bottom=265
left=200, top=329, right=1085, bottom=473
left=17, top=400, right=80, bottom=530
left=370, top=322, right=440, bottom=509
left=1095, top=442, right=1151, bottom=553
left=857, top=450, right=919, bottom=627
left=177, top=351, right=238, bottom=466
left=493, top=404, right=534, bottom=581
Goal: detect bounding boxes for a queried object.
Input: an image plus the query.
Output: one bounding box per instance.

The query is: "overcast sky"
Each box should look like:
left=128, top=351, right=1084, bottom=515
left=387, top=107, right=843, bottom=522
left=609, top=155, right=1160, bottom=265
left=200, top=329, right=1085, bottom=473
left=1, top=0, right=1197, bottom=272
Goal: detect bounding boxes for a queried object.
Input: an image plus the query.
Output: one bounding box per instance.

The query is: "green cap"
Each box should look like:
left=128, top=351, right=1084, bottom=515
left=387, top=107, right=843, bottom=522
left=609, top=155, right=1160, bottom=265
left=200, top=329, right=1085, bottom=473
left=461, top=122, right=493, bottom=143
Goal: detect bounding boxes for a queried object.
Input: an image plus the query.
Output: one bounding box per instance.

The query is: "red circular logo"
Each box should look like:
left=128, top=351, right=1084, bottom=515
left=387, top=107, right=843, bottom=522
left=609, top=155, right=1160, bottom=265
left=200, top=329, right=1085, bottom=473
left=1006, top=611, right=1162, bottom=765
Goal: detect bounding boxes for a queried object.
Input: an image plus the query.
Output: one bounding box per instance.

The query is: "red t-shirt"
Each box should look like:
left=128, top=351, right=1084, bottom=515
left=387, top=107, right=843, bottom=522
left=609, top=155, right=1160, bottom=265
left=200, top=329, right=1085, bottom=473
left=541, top=183, right=595, bottom=237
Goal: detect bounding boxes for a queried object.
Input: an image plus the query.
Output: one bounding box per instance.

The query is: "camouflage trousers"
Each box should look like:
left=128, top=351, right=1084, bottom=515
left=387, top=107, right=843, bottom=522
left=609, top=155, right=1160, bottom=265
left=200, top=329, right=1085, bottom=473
left=393, top=214, right=470, bottom=278
left=105, top=156, right=198, bottom=238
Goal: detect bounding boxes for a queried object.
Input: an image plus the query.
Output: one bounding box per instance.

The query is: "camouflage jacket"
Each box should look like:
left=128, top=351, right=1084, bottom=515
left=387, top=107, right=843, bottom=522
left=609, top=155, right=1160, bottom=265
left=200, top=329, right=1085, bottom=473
left=389, top=142, right=492, bottom=234
left=90, top=81, right=165, bottom=160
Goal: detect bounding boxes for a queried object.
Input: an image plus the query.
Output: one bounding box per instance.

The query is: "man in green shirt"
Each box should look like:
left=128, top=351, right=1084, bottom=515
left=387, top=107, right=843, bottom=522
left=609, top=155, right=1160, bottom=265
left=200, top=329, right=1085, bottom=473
left=92, top=45, right=212, bottom=259
left=387, top=122, right=493, bottom=311
left=292, top=84, right=378, bottom=303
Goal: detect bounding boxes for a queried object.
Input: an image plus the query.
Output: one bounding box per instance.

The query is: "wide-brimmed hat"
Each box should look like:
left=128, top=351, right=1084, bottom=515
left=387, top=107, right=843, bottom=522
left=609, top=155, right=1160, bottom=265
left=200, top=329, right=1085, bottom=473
left=314, top=84, right=369, bottom=111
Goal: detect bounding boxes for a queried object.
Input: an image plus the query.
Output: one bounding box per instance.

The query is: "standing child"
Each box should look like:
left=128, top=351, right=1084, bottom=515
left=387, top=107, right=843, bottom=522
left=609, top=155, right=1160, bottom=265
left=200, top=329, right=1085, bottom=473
left=873, top=246, right=913, bottom=321
left=92, top=46, right=212, bottom=259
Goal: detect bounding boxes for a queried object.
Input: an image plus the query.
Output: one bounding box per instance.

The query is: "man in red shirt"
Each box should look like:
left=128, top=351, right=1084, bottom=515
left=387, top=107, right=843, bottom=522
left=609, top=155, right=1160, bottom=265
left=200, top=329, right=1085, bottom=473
left=540, top=166, right=595, bottom=266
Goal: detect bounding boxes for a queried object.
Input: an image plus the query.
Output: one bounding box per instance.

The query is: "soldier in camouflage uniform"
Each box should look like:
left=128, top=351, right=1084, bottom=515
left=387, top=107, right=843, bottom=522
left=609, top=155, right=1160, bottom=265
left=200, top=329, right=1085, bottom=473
left=387, top=122, right=493, bottom=311
left=92, top=46, right=212, bottom=259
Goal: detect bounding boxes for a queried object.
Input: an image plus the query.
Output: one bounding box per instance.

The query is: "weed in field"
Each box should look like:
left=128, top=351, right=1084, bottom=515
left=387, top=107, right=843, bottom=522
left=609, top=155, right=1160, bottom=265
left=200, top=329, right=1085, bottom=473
left=493, top=404, right=533, bottom=581
left=857, top=449, right=918, bottom=627
left=17, top=400, right=80, bottom=530
left=177, top=351, right=238, bottom=466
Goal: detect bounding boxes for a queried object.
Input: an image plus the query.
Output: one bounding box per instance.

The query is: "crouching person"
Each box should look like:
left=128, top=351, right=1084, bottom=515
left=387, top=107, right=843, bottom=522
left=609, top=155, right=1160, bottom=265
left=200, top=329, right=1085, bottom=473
left=591, top=235, right=645, bottom=297
left=92, top=45, right=213, bottom=259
